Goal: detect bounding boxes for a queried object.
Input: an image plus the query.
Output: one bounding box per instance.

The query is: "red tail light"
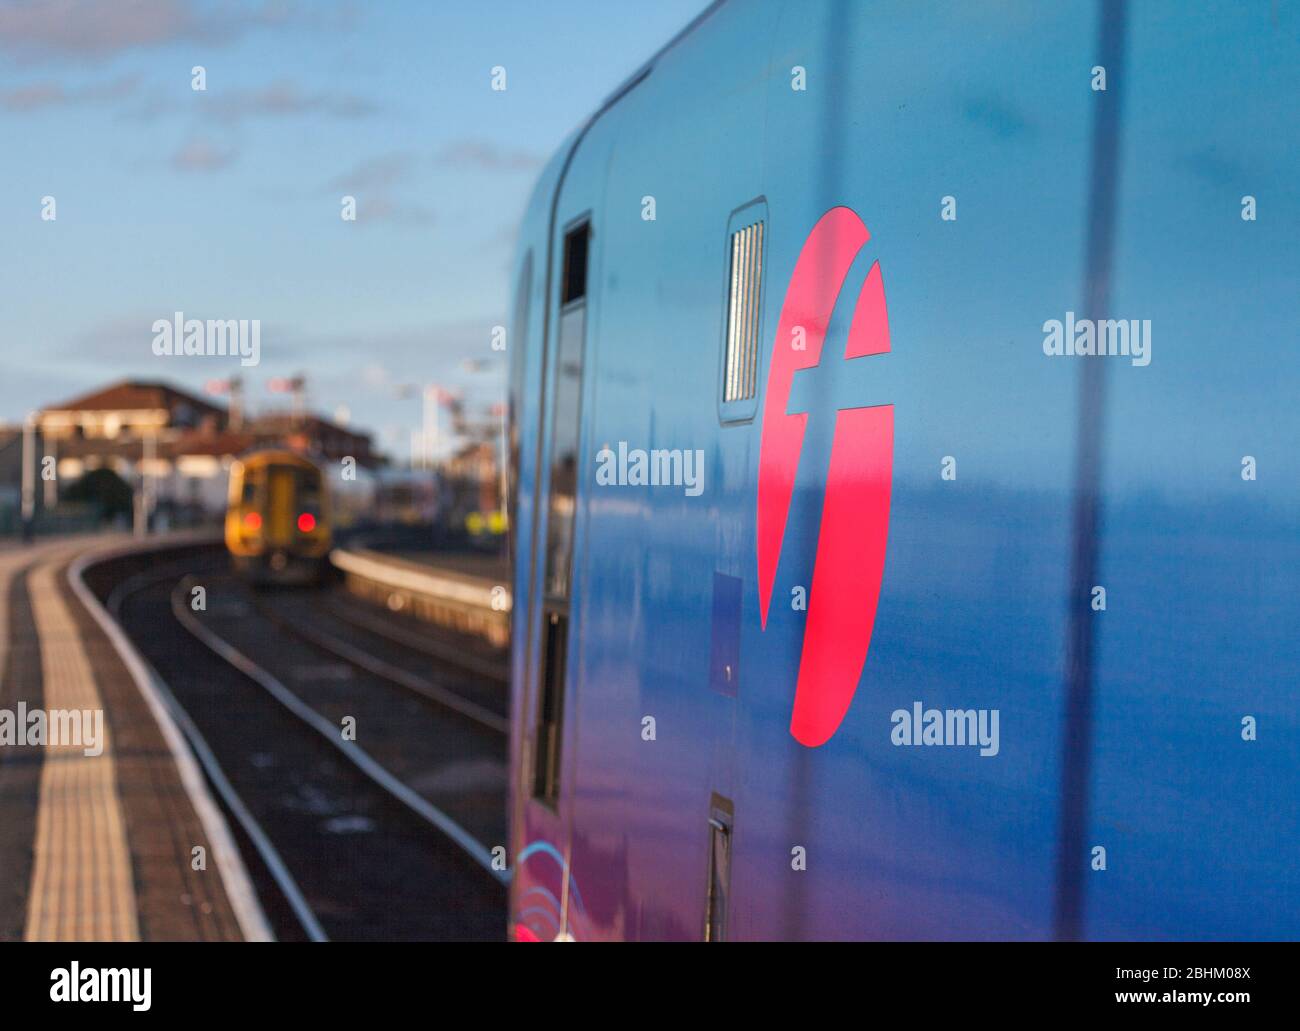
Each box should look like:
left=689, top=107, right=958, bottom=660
left=297, top=512, right=317, bottom=533
left=243, top=511, right=262, bottom=531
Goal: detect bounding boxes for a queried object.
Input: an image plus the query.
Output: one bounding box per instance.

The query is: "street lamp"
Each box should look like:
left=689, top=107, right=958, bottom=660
left=21, top=411, right=36, bottom=543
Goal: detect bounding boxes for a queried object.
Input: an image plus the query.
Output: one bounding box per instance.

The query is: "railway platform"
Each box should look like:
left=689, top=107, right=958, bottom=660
left=0, top=535, right=268, bottom=943
left=330, top=545, right=511, bottom=649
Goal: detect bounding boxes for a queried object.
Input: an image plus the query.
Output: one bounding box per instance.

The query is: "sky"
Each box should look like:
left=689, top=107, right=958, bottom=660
left=0, top=0, right=710, bottom=460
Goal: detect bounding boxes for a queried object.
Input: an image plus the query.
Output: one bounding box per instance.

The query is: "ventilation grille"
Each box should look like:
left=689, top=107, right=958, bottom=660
left=723, top=220, right=764, bottom=403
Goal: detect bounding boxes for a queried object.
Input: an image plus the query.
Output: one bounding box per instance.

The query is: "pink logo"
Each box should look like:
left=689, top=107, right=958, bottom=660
left=756, top=207, right=892, bottom=747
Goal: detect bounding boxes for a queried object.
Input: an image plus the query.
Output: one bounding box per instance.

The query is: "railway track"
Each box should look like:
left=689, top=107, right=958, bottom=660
left=172, top=572, right=508, bottom=867
left=244, top=587, right=508, bottom=735
left=82, top=546, right=508, bottom=942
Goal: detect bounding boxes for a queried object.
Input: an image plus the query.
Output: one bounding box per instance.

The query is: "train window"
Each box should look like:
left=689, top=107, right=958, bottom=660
left=533, top=217, right=591, bottom=805
left=723, top=220, right=764, bottom=403
left=506, top=250, right=532, bottom=566
left=560, top=222, right=589, bottom=305
left=295, top=468, right=322, bottom=510
left=534, top=610, right=568, bottom=800
left=704, top=794, right=734, bottom=942
left=542, top=304, right=585, bottom=600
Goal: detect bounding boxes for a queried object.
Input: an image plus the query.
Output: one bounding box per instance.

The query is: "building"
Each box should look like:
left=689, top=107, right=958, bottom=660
left=20, top=379, right=378, bottom=528
left=244, top=411, right=378, bottom=468
left=445, top=439, right=504, bottom=523
left=36, top=380, right=234, bottom=522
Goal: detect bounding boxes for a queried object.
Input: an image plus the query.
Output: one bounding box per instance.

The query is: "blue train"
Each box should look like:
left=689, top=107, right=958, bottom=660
left=507, top=0, right=1299, bottom=940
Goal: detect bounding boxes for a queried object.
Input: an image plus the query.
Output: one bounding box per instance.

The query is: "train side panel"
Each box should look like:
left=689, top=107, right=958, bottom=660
left=509, top=0, right=1300, bottom=941
left=1084, top=1, right=1300, bottom=940
left=556, top=3, right=788, bottom=941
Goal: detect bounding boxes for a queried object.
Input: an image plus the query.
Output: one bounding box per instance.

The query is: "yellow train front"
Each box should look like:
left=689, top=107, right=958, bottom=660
left=225, top=449, right=331, bottom=585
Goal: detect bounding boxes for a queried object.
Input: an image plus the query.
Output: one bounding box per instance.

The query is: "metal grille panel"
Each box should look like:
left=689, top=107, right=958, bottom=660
left=723, top=220, right=764, bottom=403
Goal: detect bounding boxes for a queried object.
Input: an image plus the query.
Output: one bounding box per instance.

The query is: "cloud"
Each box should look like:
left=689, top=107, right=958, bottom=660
left=434, top=139, right=544, bottom=173
left=328, top=152, right=415, bottom=192
left=117, top=76, right=378, bottom=127
left=0, top=0, right=351, bottom=63
left=54, top=312, right=173, bottom=365
left=0, top=362, right=106, bottom=423
left=172, top=136, right=237, bottom=171
left=56, top=312, right=310, bottom=367
left=0, top=73, right=139, bottom=112
left=357, top=196, right=435, bottom=227
left=324, top=144, right=540, bottom=228
left=277, top=319, right=505, bottom=378
left=327, top=153, right=433, bottom=226
left=206, top=79, right=378, bottom=123
left=0, top=0, right=221, bottom=61
left=0, top=81, right=66, bottom=111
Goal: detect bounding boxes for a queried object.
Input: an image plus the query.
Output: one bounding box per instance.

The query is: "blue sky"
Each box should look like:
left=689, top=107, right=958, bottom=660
left=0, top=0, right=708, bottom=459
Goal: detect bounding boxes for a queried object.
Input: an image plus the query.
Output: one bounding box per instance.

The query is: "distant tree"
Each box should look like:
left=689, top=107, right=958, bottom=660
left=62, top=468, right=133, bottom=522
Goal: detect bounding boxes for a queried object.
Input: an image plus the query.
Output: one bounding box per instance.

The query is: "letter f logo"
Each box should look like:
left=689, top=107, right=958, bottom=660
left=756, top=207, right=892, bottom=747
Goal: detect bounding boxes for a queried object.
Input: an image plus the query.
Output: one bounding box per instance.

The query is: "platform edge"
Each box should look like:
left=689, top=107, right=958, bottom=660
left=67, top=542, right=275, bottom=943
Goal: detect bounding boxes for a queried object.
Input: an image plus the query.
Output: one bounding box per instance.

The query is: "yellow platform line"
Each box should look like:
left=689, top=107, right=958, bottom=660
left=23, top=558, right=139, bottom=942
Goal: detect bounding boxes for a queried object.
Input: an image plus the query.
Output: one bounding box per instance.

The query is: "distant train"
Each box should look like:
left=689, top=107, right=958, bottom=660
left=506, top=1, right=1299, bottom=941
left=225, top=449, right=331, bottom=585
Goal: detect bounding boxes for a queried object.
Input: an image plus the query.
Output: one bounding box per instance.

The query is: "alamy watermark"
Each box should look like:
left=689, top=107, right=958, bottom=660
left=1042, top=311, right=1151, bottom=367
left=595, top=441, right=705, bottom=497
left=50, top=963, right=150, bottom=1011
left=891, top=701, right=1000, bottom=757
left=151, top=311, right=260, bottom=366
left=0, top=703, right=103, bottom=757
